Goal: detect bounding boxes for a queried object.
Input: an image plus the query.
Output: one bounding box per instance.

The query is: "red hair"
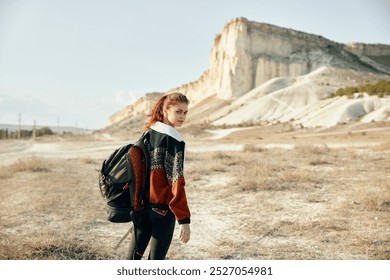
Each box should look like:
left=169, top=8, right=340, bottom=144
left=145, top=92, right=189, bottom=130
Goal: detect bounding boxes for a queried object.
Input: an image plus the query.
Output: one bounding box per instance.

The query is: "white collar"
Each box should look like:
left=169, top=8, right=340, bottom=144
left=150, top=122, right=184, bottom=142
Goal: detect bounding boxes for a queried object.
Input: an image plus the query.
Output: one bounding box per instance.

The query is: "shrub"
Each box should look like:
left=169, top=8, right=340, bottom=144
left=335, top=80, right=390, bottom=97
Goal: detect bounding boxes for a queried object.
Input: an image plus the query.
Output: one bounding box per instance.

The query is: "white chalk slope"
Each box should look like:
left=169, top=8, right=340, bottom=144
left=211, top=67, right=390, bottom=127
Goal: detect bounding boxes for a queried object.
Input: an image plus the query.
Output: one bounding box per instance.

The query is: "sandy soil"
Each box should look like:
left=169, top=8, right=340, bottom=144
left=1, top=122, right=389, bottom=259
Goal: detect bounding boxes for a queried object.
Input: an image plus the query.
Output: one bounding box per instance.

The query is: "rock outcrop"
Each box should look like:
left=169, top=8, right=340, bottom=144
left=108, top=18, right=390, bottom=128
left=170, top=18, right=390, bottom=105
left=109, top=92, right=161, bottom=126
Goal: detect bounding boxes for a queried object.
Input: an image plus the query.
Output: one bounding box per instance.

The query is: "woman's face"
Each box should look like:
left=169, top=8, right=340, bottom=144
left=163, top=102, right=188, bottom=128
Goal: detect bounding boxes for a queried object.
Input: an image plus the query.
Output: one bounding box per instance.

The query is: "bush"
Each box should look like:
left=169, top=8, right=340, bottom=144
left=36, top=127, right=54, bottom=137
left=335, top=80, right=390, bottom=97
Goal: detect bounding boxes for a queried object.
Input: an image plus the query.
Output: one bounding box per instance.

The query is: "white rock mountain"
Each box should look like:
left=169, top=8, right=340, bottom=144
left=109, top=18, right=390, bottom=128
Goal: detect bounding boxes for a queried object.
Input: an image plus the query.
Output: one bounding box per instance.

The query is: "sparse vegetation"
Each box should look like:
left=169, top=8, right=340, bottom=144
left=1, top=235, right=111, bottom=260
left=183, top=137, right=390, bottom=259
left=335, top=80, right=390, bottom=98
left=1, top=124, right=389, bottom=260
left=0, top=157, right=51, bottom=178
left=0, top=127, right=55, bottom=140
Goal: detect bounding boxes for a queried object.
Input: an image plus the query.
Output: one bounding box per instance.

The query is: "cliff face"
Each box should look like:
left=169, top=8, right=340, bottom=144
left=108, top=18, right=390, bottom=128
left=108, top=92, right=161, bottom=125
left=171, top=18, right=390, bottom=106
left=345, top=43, right=390, bottom=73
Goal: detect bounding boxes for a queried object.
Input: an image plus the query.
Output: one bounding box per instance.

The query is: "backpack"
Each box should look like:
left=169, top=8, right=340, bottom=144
left=98, top=135, right=150, bottom=225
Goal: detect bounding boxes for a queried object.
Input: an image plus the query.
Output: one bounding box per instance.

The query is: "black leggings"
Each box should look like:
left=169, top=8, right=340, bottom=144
left=125, top=205, right=176, bottom=260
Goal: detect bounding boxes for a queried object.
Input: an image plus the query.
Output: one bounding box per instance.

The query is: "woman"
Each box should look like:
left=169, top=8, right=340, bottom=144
left=126, top=92, right=191, bottom=260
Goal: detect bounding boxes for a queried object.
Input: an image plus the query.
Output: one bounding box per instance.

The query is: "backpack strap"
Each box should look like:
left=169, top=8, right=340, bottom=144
left=127, top=133, right=151, bottom=258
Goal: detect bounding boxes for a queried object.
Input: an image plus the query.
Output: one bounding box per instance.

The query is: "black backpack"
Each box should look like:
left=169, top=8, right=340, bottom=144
left=98, top=135, right=150, bottom=225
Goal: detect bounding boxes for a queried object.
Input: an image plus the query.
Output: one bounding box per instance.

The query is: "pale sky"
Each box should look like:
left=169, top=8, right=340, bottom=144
left=0, top=0, right=389, bottom=129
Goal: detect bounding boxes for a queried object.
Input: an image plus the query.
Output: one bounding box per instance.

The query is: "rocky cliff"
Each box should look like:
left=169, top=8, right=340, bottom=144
left=171, top=18, right=390, bottom=105
left=109, top=92, right=161, bottom=125
left=108, top=18, right=390, bottom=128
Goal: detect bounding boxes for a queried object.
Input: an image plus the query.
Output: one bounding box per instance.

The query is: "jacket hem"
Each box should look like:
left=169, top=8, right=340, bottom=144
left=178, top=218, right=190, bottom=224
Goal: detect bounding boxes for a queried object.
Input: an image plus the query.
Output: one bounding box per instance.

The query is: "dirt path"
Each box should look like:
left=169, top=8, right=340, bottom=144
left=0, top=139, right=129, bottom=164
left=169, top=172, right=237, bottom=259
left=0, top=139, right=240, bottom=259
left=0, top=138, right=247, bottom=259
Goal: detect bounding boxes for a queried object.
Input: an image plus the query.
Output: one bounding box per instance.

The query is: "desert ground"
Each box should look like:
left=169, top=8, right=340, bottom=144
left=0, top=122, right=389, bottom=260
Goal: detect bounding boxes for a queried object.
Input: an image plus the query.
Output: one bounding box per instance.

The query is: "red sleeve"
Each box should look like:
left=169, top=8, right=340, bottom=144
left=169, top=176, right=190, bottom=224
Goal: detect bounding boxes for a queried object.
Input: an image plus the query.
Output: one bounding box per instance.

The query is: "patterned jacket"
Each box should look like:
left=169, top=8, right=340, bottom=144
left=145, top=122, right=190, bottom=224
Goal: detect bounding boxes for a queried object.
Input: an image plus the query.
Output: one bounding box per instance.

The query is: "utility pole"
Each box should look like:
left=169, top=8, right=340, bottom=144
left=57, top=117, right=60, bottom=135
left=18, top=113, right=21, bottom=140
left=32, top=119, right=36, bottom=140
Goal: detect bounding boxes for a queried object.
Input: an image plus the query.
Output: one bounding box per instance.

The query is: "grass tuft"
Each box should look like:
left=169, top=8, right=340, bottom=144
left=0, top=157, right=50, bottom=178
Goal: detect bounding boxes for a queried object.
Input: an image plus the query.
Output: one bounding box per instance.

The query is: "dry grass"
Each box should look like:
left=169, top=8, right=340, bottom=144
left=1, top=234, right=111, bottom=260
left=1, top=130, right=389, bottom=260
left=357, top=189, right=390, bottom=212
left=0, top=157, right=51, bottom=178
left=183, top=141, right=390, bottom=260
left=0, top=156, right=127, bottom=260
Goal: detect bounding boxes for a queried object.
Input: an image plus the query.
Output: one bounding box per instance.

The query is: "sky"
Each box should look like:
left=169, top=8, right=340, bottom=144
left=0, top=0, right=389, bottom=129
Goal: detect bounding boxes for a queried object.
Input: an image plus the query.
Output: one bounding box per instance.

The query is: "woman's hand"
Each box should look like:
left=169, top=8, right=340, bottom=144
left=179, top=224, right=190, bottom=243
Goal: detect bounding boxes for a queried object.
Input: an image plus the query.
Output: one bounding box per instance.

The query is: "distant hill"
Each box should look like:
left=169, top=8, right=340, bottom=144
left=0, top=124, right=93, bottom=134
left=106, top=17, right=390, bottom=133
